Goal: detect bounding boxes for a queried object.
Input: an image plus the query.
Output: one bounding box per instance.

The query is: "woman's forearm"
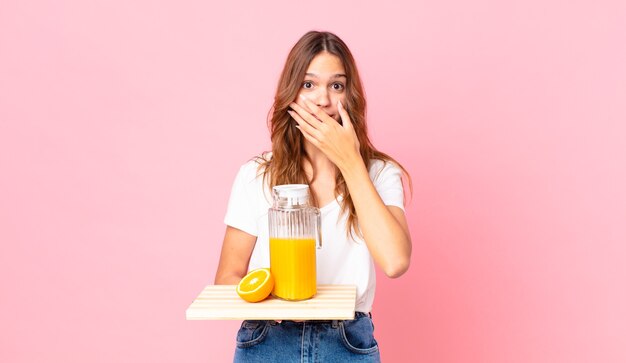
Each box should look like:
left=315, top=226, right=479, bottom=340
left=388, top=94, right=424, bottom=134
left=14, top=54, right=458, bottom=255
left=339, top=158, right=412, bottom=278
left=214, top=272, right=245, bottom=285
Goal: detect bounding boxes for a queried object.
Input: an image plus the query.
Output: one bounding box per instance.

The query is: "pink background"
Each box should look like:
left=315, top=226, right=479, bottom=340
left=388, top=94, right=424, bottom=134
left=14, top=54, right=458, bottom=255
left=1, top=1, right=625, bottom=362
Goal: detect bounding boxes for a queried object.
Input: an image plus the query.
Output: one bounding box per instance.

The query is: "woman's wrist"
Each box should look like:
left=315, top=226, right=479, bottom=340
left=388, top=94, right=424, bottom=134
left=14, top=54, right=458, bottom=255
left=338, top=155, right=368, bottom=185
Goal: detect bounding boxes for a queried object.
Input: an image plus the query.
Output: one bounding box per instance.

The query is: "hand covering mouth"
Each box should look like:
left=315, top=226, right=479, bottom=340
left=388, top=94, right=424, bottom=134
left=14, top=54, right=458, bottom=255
left=313, top=115, right=337, bottom=122
left=312, top=114, right=337, bottom=122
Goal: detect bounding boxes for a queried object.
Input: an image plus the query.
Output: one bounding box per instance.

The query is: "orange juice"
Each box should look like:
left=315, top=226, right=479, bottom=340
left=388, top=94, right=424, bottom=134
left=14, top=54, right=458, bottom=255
left=269, top=237, right=317, bottom=300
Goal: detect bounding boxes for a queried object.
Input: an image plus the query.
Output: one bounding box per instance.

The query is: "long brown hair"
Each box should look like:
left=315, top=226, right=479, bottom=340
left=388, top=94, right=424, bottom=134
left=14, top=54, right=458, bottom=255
left=259, top=30, right=411, bottom=238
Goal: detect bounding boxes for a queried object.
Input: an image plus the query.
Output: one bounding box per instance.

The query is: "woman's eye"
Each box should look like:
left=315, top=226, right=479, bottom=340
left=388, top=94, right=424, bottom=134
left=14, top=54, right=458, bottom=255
left=332, top=83, right=345, bottom=91
left=302, top=81, right=313, bottom=89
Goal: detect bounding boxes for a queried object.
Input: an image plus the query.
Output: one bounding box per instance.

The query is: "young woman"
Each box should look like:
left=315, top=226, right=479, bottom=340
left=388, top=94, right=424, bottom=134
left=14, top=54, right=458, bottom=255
left=215, top=30, right=412, bottom=362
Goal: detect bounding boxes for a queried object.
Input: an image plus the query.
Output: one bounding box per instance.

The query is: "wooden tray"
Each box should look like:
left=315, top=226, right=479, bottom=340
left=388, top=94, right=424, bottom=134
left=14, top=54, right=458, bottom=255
left=186, top=285, right=356, bottom=320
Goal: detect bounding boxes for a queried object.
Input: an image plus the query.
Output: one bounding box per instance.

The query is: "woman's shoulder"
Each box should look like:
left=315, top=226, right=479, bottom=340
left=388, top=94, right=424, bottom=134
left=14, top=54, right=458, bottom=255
left=367, top=158, right=401, bottom=179
left=236, top=152, right=272, bottom=178
left=252, top=151, right=273, bottom=164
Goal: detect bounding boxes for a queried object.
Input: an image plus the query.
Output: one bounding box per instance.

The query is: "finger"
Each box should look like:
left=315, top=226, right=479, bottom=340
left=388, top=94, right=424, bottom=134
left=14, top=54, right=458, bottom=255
left=295, top=125, right=321, bottom=148
left=338, top=101, right=361, bottom=150
left=299, top=95, right=335, bottom=124
left=337, top=100, right=353, bottom=129
left=289, top=102, right=322, bottom=129
left=296, top=97, right=315, bottom=115
left=288, top=110, right=323, bottom=139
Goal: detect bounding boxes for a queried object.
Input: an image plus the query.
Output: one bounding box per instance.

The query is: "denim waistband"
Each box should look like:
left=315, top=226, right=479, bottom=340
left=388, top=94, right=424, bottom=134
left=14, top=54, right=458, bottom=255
left=275, top=311, right=371, bottom=325
left=310, top=311, right=370, bottom=322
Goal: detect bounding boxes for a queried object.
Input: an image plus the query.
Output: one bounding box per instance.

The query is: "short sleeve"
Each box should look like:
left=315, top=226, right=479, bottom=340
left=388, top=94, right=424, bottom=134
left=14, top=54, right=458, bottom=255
left=223, top=162, right=261, bottom=236
left=369, top=160, right=405, bottom=211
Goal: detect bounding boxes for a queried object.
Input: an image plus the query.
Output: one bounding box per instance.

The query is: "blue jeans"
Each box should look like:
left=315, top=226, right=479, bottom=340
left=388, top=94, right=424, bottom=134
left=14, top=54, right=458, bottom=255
left=233, top=312, right=381, bottom=362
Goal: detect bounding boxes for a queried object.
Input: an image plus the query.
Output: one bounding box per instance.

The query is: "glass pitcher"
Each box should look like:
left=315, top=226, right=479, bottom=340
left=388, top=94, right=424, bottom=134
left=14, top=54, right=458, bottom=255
left=268, top=184, right=322, bottom=301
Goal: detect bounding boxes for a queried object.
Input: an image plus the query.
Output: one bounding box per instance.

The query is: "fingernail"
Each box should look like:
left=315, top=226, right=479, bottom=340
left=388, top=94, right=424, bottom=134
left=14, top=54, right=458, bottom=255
left=338, top=100, right=342, bottom=109
left=299, top=94, right=307, bottom=101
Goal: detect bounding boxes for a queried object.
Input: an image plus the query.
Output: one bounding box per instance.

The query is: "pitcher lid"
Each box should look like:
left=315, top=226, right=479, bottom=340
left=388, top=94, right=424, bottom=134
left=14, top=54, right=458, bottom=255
left=273, top=184, right=309, bottom=198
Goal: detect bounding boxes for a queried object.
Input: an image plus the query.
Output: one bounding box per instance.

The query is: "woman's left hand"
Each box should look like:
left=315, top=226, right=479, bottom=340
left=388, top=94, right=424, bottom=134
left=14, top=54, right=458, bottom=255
left=288, top=95, right=361, bottom=171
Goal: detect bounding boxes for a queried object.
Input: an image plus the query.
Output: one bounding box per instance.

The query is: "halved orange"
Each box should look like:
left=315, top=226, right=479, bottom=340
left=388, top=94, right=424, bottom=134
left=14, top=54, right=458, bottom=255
left=236, top=268, right=274, bottom=303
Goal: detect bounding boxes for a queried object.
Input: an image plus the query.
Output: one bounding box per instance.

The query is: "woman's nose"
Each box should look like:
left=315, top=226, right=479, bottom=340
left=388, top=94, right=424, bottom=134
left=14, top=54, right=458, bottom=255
left=312, top=88, right=330, bottom=107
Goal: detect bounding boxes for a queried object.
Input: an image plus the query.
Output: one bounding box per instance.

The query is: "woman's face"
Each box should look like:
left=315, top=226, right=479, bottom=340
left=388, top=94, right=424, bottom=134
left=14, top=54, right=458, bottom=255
left=295, top=51, right=346, bottom=123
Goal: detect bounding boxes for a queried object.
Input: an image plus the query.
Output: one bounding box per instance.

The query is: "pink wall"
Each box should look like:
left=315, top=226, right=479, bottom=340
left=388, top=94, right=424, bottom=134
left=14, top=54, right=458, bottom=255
left=1, top=1, right=625, bottom=362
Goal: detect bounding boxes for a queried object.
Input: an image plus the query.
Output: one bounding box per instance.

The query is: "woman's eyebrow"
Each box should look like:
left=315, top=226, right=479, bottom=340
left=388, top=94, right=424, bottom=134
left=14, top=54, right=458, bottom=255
left=305, top=73, right=347, bottom=79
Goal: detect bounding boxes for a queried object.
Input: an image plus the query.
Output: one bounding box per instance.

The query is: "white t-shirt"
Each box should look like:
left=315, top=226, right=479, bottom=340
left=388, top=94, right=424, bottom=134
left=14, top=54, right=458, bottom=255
left=223, top=156, right=405, bottom=313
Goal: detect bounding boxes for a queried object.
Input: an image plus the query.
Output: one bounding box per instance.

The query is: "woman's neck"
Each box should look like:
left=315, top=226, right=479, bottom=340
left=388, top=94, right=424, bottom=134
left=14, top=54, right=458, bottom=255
left=303, top=142, right=337, bottom=207
left=303, top=143, right=336, bottom=176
